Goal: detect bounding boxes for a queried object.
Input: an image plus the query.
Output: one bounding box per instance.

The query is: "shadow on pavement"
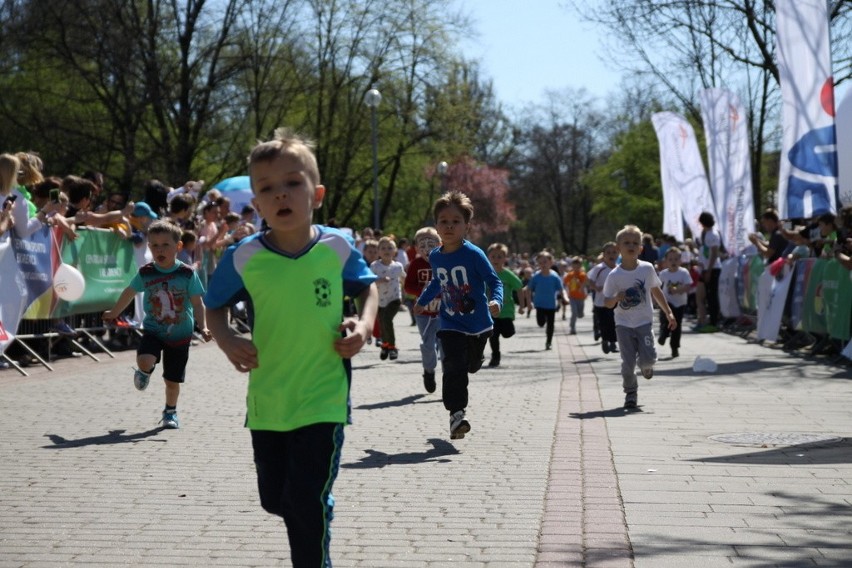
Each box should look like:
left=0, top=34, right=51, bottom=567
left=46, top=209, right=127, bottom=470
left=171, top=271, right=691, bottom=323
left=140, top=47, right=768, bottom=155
left=42, top=428, right=166, bottom=449
left=355, top=394, right=426, bottom=410
left=569, top=407, right=645, bottom=419
left=342, top=438, right=460, bottom=469
left=689, top=438, right=852, bottom=465
left=654, top=359, right=801, bottom=377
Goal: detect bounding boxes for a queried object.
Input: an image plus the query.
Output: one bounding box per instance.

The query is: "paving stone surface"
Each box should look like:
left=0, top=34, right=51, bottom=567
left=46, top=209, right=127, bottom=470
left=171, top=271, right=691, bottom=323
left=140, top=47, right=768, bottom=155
left=1, top=300, right=851, bottom=567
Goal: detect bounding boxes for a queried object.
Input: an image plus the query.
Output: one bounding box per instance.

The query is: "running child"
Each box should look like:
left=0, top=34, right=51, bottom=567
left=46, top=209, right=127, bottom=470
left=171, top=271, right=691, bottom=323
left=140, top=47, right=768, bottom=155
left=525, top=250, right=568, bottom=350
left=414, top=190, right=502, bottom=440
left=371, top=236, right=405, bottom=360
left=563, top=257, right=588, bottom=335
left=587, top=243, right=619, bottom=354
left=103, top=220, right=212, bottom=429
left=486, top=242, right=525, bottom=367
left=657, top=246, right=692, bottom=359
left=204, top=128, right=378, bottom=567
left=404, top=227, right=442, bottom=392
left=603, top=225, right=676, bottom=409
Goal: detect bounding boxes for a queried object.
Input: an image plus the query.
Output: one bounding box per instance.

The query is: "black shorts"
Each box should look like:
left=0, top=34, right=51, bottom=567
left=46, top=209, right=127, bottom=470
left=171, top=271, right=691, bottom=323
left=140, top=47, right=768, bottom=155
left=138, top=332, right=190, bottom=383
left=492, top=318, right=516, bottom=339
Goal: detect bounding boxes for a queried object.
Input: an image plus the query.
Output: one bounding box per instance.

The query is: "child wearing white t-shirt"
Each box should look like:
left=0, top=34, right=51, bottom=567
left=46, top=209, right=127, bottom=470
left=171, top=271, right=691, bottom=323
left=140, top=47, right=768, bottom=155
left=604, top=225, right=676, bottom=409
left=371, top=236, right=406, bottom=360
left=658, top=247, right=693, bottom=359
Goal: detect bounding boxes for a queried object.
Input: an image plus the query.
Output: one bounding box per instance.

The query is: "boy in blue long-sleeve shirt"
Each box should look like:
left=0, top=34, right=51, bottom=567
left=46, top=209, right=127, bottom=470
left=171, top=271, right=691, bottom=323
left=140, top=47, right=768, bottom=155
left=415, top=191, right=502, bottom=440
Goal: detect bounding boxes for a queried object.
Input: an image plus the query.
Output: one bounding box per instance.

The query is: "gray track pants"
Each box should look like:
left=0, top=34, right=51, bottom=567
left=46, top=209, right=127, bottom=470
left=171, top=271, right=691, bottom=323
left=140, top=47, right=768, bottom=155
left=615, top=323, right=657, bottom=394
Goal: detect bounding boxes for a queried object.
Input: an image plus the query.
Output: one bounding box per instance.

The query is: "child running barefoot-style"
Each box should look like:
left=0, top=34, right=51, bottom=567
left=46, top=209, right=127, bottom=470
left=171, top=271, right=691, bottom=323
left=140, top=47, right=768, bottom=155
left=103, top=220, right=213, bottom=429
left=371, top=236, right=405, bottom=360
left=414, top=191, right=502, bottom=440
left=204, top=128, right=378, bottom=567
left=603, top=225, right=676, bottom=410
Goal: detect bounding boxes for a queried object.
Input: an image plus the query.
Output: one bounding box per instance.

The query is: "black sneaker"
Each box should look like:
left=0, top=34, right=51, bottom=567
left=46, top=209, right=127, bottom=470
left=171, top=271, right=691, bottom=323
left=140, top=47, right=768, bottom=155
left=610, top=342, right=619, bottom=353
left=380, top=347, right=389, bottom=360
left=545, top=342, right=552, bottom=350
left=423, top=371, right=436, bottom=393
left=658, top=334, right=667, bottom=346
left=671, top=348, right=679, bottom=358
left=624, top=392, right=638, bottom=409
left=389, top=348, right=399, bottom=360
left=487, top=353, right=500, bottom=368
left=602, top=341, right=611, bottom=354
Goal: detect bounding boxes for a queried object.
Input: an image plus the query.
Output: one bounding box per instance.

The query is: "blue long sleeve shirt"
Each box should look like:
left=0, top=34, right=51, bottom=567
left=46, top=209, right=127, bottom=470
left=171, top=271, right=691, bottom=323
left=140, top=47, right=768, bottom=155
left=416, top=240, right=503, bottom=335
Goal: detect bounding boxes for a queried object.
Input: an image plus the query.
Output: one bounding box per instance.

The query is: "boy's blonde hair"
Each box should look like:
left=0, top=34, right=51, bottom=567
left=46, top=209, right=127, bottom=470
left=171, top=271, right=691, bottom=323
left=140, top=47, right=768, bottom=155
left=537, top=250, right=554, bottom=262
left=248, top=127, right=321, bottom=188
left=666, top=246, right=682, bottom=256
left=487, top=242, right=509, bottom=255
left=362, top=239, right=379, bottom=249
left=414, top=226, right=439, bottom=243
left=433, top=190, right=474, bottom=223
left=377, top=236, right=397, bottom=249
left=147, top=219, right=183, bottom=243
left=616, top=225, right=642, bottom=243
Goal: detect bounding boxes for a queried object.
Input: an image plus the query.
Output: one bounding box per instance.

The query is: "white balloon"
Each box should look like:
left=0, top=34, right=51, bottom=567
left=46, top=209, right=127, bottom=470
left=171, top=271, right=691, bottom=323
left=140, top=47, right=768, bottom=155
left=54, top=263, right=86, bottom=302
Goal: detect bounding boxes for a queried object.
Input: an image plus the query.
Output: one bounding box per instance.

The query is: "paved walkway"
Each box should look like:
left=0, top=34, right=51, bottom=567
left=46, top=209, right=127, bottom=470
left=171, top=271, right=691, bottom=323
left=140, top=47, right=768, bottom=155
left=1, top=304, right=851, bottom=567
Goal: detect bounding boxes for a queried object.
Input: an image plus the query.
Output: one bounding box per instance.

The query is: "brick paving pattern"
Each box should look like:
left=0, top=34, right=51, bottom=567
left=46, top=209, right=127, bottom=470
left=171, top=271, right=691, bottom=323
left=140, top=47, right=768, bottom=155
left=1, top=302, right=851, bottom=567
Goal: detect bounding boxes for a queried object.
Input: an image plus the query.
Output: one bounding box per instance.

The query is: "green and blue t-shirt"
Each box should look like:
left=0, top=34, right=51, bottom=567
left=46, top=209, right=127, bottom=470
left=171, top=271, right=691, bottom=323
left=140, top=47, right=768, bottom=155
left=204, top=226, right=376, bottom=432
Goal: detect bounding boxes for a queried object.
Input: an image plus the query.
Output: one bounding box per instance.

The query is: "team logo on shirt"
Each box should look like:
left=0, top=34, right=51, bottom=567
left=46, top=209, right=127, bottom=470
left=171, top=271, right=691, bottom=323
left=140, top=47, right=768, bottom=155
left=314, top=278, right=332, bottom=307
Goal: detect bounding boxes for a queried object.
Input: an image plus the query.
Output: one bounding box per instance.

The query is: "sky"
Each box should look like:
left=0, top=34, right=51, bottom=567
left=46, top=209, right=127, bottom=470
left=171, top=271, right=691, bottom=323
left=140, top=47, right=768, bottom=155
left=453, top=1, right=623, bottom=111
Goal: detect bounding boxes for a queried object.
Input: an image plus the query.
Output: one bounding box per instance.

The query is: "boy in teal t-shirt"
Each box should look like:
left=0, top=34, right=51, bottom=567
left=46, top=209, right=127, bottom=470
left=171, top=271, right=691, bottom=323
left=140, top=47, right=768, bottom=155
left=103, top=220, right=212, bottom=429
left=205, top=128, right=378, bottom=568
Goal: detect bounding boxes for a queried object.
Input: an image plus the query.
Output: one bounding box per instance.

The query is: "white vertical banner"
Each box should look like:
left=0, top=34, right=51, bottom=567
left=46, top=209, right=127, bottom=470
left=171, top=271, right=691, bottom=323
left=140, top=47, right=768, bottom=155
left=837, top=86, right=852, bottom=207
left=652, top=111, right=717, bottom=241
left=776, top=0, right=838, bottom=218
left=700, top=88, right=756, bottom=256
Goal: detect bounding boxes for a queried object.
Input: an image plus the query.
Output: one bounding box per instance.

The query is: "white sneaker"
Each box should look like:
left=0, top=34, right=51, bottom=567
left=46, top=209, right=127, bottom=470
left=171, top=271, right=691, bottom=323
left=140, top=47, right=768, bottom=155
left=449, top=410, right=470, bottom=440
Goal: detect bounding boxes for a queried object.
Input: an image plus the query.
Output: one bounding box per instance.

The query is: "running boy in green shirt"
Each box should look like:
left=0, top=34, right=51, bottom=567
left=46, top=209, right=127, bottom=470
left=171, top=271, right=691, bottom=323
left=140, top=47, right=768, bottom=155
left=204, top=128, right=378, bottom=568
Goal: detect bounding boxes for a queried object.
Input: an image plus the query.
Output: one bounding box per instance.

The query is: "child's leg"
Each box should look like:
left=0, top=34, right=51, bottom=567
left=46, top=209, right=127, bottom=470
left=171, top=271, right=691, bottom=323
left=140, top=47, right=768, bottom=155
left=437, top=330, right=469, bottom=412
left=615, top=326, right=639, bottom=394
left=569, top=299, right=580, bottom=332
left=382, top=299, right=400, bottom=347
left=415, top=314, right=439, bottom=372
left=658, top=305, right=670, bottom=342
left=137, top=353, right=157, bottom=374
left=488, top=330, right=501, bottom=357
left=634, top=323, right=657, bottom=370
left=251, top=424, right=344, bottom=568
left=161, top=343, right=189, bottom=407
left=535, top=308, right=546, bottom=328
left=599, top=307, right=617, bottom=343
left=466, top=331, right=491, bottom=373
left=543, top=309, right=556, bottom=345
left=670, top=305, right=685, bottom=349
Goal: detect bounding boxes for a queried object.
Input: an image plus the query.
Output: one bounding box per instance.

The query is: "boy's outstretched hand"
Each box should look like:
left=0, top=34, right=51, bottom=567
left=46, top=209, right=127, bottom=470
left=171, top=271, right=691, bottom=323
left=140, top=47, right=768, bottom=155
left=335, top=318, right=370, bottom=359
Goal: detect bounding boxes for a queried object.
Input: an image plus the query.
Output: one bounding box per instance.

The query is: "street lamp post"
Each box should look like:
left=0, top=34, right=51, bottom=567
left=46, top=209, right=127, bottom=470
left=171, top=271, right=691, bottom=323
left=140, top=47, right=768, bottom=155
left=365, top=88, right=382, bottom=231
left=437, top=161, right=448, bottom=193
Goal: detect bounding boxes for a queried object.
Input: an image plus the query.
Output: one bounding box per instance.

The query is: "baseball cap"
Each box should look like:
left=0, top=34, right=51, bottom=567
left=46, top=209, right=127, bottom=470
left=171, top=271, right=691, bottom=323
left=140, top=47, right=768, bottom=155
left=132, top=202, right=158, bottom=219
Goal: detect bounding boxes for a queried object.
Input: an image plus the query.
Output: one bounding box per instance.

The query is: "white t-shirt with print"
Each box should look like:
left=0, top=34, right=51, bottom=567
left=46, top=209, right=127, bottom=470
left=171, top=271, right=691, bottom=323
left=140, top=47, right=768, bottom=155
left=587, top=262, right=614, bottom=307
left=602, top=260, right=661, bottom=328
left=370, top=260, right=405, bottom=307
left=659, top=267, right=693, bottom=308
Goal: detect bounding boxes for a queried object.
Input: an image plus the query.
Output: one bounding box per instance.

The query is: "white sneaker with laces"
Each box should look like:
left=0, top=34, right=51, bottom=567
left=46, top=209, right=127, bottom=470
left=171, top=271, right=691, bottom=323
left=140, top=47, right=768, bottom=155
left=449, top=410, right=470, bottom=440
